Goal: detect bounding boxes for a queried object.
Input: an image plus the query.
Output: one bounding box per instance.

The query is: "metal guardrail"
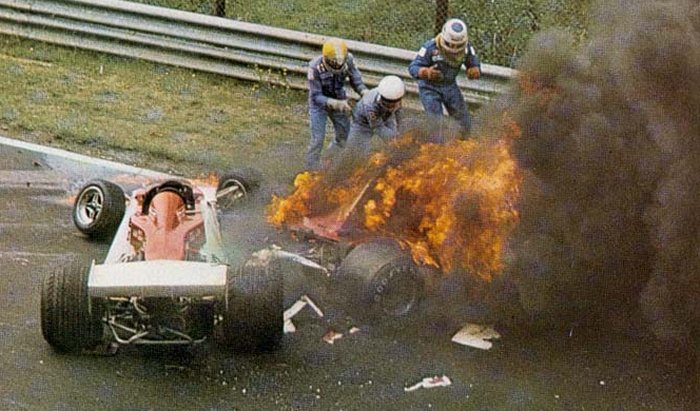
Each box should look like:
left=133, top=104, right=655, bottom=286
left=0, top=0, right=516, bottom=108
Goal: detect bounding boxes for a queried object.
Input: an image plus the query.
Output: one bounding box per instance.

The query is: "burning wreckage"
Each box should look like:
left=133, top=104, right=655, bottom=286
left=267, top=127, right=521, bottom=324
left=41, top=125, right=520, bottom=354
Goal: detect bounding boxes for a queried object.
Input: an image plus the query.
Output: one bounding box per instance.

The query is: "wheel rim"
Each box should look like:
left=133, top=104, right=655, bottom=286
left=75, top=186, right=104, bottom=227
left=372, top=264, right=420, bottom=317
left=217, top=179, right=247, bottom=208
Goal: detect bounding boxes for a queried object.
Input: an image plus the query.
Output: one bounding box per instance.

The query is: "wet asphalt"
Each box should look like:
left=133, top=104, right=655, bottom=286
left=0, top=141, right=695, bottom=410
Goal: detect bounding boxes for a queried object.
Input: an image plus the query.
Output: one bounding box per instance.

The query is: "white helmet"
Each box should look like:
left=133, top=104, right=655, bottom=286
left=377, top=75, right=405, bottom=101
left=440, top=18, right=468, bottom=54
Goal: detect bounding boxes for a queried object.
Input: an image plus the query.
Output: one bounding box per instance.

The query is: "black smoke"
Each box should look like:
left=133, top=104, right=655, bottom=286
left=484, top=0, right=700, bottom=344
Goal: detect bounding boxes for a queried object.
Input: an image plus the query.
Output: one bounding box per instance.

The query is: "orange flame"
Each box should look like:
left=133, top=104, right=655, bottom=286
left=268, top=119, right=522, bottom=282
left=268, top=171, right=320, bottom=226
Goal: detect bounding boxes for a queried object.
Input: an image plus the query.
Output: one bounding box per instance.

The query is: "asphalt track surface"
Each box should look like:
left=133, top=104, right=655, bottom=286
left=0, top=139, right=695, bottom=410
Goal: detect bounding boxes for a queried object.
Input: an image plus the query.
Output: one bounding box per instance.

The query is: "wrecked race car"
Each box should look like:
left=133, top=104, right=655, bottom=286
left=268, top=131, right=521, bottom=325
left=277, top=188, right=433, bottom=325
left=41, top=171, right=285, bottom=354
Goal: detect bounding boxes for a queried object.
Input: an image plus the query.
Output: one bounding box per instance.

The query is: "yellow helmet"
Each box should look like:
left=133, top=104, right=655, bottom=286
left=322, top=38, right=348, bottom=73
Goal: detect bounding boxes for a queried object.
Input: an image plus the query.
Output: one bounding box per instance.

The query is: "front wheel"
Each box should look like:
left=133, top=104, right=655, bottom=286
left=216, top=168, right=262, bottom=210
left=72, top=179, right=125, bottom=240
left=41, top=259, right=103, bottom=353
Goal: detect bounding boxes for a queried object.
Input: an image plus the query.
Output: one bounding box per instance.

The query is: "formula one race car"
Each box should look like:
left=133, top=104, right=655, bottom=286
left=41, top=171, right=284, bottom=353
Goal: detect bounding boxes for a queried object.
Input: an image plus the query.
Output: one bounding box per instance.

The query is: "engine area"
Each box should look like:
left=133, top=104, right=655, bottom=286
left=104, top=296, right=216, bottom=345
left=98, top=180, right=223, bottom=345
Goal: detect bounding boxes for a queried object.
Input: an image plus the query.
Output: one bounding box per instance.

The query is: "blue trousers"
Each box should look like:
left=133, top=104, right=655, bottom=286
left=347, top=122, right=397, bottom=157
left=305, top=107, right=350, bottom=170
left=418, top=84, right=471, bottom=133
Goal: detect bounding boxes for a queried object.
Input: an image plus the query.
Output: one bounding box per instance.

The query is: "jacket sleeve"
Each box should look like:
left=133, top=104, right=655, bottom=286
left=359, top=104, right=379, bottom=129
left=376, top=114, right=398, bottom=139
left=308, top=63, right=329, bottom=107
left=346, top=54, right=368, bottom=95
left=408, top=43, right=432, bottom=79
left=465, top=42, right=481, bottom=70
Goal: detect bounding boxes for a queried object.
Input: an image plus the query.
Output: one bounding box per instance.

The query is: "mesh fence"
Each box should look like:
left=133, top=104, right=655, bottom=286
left=131, top=0, right=591, bottom=67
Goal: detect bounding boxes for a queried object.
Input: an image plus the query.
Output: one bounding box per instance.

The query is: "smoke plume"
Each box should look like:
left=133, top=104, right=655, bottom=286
left=488, top=0, right=699, bottom=342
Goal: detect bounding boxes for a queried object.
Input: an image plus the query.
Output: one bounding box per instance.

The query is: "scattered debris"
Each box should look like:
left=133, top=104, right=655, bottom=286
left=451, top=323, right=501, bottom=350
left=321, top=326, right=361, bottom=344
left=252, top=245, right=329, bottom=276
left=404, top=375, right=452, bottom=392
left=283, top=295, right=324, bottom=334
left=283, top=319, right=297, bottom=334
left=322, top=329, right=343, bottom=344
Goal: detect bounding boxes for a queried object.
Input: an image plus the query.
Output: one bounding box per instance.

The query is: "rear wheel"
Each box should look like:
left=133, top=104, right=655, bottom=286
left=337, top=238, right=424, bottom=322
left=72, top=179, right=125, bottom=240
left=216, top=168, right=262, bottom=210
left=222, top=256, right=283, bottom=352
left=188, top=304, right=215, bottom=340
left=41, top=259, right=103, bottom=353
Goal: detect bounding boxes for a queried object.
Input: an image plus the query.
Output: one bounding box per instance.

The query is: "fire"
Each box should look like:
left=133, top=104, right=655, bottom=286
left=267, top=171, right=320, bottom=226
left=268, top=120, right=522, bottom=282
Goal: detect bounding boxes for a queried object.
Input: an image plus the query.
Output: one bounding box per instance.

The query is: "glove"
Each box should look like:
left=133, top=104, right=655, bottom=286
left=360, top=88, right=370, bottom=97
left=327, top=98, right=352, bottom=113
left=466, top=66, right=481, bottom=80
left=418, top=65, right=443, bottom=81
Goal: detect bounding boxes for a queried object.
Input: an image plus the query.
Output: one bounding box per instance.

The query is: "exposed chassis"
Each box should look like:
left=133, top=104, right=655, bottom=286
left=283, top=184, right=431, bottom=323
left=41, top=172, right=284, bottom=353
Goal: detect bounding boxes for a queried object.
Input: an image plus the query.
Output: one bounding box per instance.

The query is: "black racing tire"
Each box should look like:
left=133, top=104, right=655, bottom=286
left=222, top=256, right=284, bottom=352
left=72, top=179, right=125, bottom=240
left=337, top=238, right=425, bottom=323
left=41, top=259, right=103, bottom=353
left=188, top=303, right=216, bottom=340
left=216, top=168, right=262, bottom=210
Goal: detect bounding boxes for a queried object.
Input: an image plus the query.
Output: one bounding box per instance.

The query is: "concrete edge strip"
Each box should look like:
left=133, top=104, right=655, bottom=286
left=0, top=135, right=171, bottom=178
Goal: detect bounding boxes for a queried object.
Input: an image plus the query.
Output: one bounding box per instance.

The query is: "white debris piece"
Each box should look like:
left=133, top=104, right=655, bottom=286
left=252, top=245, right=329, bottom=275
left=274, top=249, right=329, bottom=276
left=283, top=295, right=324, bottom=334
left=451, top=323, right=501, bottom=350
left=404, top=375, right=452, bottom=392
left=322, top=330, right=343, bottom=344
left=301, top=295, right=324, bottom=317
left=283, top=319, right=297, bottom=334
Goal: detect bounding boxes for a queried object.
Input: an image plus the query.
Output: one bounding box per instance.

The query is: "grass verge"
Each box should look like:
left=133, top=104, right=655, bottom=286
left=0, top=36, right=310, bottom=185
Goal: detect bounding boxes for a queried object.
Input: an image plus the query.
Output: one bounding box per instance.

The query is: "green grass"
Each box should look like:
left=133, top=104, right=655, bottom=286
left=0, top=36, right=309, bottom=183
left=0, top=1, right=592, bottom=182
left=134, top=0, right=591, bottom=67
